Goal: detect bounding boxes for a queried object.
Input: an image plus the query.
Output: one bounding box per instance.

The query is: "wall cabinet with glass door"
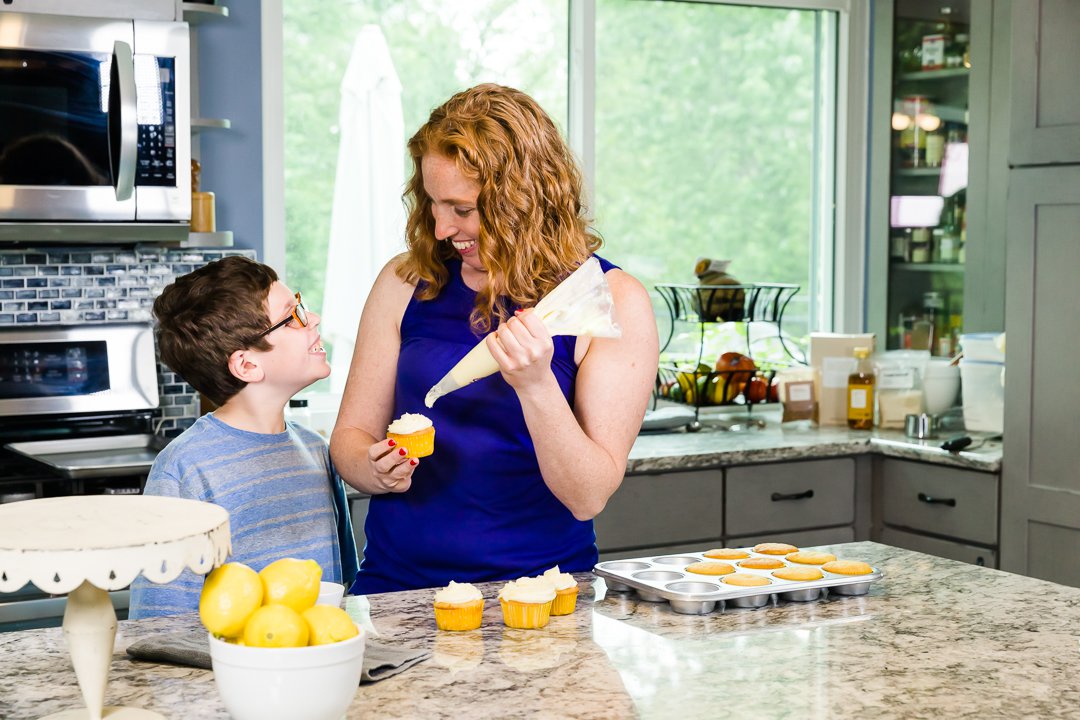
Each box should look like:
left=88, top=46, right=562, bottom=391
left=868, top=0, right=1006, bottom=352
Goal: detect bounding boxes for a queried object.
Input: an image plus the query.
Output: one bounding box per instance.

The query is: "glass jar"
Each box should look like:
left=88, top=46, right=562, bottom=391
left=910, top=228, right=931, bottom=263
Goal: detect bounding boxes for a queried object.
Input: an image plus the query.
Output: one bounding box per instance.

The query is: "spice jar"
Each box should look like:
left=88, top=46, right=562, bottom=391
left=910, top=228, right=931, bottom=263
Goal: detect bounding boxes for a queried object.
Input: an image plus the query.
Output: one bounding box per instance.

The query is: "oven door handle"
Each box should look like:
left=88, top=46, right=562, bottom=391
left=109, top=41, right=137, bottom=202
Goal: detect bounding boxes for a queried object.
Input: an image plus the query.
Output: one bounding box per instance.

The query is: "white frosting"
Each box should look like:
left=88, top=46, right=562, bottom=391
left=542, top=566, right=576, bottom=591
left=387, top=412, right=432, bottom=434
left=498, top=576, right=556, bottom=604
left=434, top=580, right=482, bottom=604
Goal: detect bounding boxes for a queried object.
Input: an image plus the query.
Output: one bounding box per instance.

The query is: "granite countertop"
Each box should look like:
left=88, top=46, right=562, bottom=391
left=628, top=408, right=1002, bottom=474
left=3, top=541, right=1077, bottom=719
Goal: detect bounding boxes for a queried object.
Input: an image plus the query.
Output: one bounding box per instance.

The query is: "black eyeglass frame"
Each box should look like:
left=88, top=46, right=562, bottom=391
left=256, top=291, right=308, bottom=339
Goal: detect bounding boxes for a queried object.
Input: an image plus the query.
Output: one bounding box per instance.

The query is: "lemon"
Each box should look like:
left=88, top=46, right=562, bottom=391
left=242, top=604, right=310, bottom=648
left=302, top=605, right=360, bottom=646
left=199, top=562, right=263, bottom=639
left=259, top=558, right=322, bottom=613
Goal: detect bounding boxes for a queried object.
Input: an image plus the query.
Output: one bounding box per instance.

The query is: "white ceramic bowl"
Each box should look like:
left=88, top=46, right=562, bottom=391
left=208, top=625, right=365, bottom=720
left=317, top=581, right=345, bottom=607
left=922, top=359, right=960, bottom=415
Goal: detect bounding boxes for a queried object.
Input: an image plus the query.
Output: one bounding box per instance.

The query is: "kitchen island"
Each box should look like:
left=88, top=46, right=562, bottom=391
left=2, top=541, right=1078, bottom=719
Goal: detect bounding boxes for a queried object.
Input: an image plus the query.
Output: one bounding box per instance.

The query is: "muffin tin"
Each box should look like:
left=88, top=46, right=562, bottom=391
left=593, top=548, right=883, bottom=615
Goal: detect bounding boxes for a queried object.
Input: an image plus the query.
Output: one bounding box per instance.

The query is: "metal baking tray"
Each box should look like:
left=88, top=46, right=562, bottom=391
left=4, top=434, right=164, bottom=479
left=593, top=547, right=884, bottom=615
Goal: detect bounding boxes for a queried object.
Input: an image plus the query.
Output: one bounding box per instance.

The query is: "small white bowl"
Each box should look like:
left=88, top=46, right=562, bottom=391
left=208, top=625, right=365, bottom=720
left=922, top=359, right=960, bottom=415
left=317, top=581, right=345, bottom=607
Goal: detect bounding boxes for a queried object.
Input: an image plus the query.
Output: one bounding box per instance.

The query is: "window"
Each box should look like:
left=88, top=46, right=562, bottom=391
left=278, top=0, right=864, bottom=383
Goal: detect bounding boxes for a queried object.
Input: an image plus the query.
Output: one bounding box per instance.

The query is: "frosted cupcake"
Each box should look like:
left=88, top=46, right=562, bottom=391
left=498, top=577, right=555, bottom=629
left=387, top=412, right=435, bottom=458
left=433, top=581, right=484, bottom=631
left=542, top=566, right=579, bottom=616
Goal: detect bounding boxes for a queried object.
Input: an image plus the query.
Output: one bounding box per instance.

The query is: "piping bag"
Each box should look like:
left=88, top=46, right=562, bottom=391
left=424, top=257, right=621, bottom=407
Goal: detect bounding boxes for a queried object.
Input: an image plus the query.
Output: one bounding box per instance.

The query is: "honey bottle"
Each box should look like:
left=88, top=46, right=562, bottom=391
left=847, top=347, right=875, bottom=430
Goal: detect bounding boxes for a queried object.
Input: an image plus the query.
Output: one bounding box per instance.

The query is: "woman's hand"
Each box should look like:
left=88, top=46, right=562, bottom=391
left=367, top=439, right=418, bottom=493
left=487, top=308, right=557, bottom=394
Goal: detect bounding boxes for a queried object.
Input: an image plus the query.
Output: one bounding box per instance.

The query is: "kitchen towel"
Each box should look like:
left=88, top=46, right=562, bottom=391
left=126, top=631, right=429, bottom=683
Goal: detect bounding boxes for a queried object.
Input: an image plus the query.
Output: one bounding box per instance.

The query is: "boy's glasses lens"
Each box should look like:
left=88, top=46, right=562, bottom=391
left=293, top=301, right=308, bottom=328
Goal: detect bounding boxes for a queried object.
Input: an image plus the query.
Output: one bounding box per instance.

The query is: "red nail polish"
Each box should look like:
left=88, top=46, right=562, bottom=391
left=410, top=459, right=418, bottom=466
left=399, top=448, right=407, bottom=456
left=387, top=439, right=396, bottom=447
left=514, top=309, right=523, bottom=316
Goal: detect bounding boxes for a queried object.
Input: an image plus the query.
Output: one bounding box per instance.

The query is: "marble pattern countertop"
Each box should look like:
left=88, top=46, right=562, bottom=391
left=3, top=541, right=1077, bottom=719
left=628, top=409, right=1002, bottom=474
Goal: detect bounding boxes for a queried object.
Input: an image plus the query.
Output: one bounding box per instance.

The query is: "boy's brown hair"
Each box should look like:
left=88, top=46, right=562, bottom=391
left=153, top=256, right=278, bottom=406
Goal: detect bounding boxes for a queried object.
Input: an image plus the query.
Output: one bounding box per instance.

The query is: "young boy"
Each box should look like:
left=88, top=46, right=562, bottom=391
left=129, top=256, right=359, bottom=618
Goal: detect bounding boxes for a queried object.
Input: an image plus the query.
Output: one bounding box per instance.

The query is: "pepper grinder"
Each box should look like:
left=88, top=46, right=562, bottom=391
left=191, top=158, right=216, bottom=233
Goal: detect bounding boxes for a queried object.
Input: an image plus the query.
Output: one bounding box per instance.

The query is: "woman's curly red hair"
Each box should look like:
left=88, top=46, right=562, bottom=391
left=397, top=83, right=601, bottom=334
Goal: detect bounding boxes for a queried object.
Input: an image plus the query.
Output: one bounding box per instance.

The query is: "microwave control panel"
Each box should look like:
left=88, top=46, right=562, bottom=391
left=135, top=56, right=176, bottom=187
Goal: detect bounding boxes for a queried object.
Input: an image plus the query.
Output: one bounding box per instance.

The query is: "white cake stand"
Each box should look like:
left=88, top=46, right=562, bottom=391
left=0, top=495, right=231, bottom=720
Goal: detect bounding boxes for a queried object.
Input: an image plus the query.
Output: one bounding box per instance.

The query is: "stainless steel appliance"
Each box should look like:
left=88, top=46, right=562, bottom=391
left=0, top=323, right=161, bottom=632
left=0, top=11, right=190, bottom=241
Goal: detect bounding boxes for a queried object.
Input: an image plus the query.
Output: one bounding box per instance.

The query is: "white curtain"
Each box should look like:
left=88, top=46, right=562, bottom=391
left=321, top=25, right=406, bottom=393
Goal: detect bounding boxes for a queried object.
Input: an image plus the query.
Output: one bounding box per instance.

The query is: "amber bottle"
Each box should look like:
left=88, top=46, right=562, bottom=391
left=847, top=347, right=875, bottom=430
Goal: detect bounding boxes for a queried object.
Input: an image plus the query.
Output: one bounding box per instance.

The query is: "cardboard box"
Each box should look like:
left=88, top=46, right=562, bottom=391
left=809, top=333, right=876, bottom=426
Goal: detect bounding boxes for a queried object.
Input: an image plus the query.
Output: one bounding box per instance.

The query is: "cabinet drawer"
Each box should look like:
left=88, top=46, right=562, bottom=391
left=727, top=525, right=854, bottom=549
left=595, top=470, right=723, bottom=551
left=880, top=459, right=998, bottom=546
left=881, top=527, right=997, bottom=568
left=725, top=459, right=856, bottom=536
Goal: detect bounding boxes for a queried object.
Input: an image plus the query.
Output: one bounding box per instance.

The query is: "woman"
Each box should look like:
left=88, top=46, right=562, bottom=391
left=330, top=84, right=658, bottom=593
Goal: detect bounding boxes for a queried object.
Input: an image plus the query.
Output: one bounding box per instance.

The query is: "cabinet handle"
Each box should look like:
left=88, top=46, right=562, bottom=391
left=917, top=492, right=956, bottom=507
left=771, top=489, right=814, bottom=502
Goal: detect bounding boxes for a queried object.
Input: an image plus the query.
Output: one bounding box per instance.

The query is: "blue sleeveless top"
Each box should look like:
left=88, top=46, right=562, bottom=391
left=351, top=256, right=617, bottom=594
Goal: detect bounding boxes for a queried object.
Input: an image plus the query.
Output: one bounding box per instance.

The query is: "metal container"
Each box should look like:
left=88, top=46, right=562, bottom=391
left=905, top=412, right=938, bottom=439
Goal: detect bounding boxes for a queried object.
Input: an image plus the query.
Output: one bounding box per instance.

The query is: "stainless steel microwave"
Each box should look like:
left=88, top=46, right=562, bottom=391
left=0, top=324, right=159, bottom=417
left=0, top=12, right=190, bottom=242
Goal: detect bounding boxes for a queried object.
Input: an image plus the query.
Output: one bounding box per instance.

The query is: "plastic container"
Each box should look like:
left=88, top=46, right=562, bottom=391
left=959, top=333, right=1006, bottom=363
left=959, top=359, right=1004, bottom=433
left=922, top=358, right=960, bottom=416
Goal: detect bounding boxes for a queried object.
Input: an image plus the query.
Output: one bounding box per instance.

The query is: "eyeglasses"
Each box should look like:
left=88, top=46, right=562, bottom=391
left=256, top=291, right=308, bottom=338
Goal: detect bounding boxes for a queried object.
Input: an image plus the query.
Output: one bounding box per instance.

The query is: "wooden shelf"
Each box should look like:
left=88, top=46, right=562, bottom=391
left=182, top=3, right=229, bottom=24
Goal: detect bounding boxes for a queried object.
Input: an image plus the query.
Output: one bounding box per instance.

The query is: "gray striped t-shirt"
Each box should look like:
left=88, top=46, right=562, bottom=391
left=128, top=413, right=342, bottom=619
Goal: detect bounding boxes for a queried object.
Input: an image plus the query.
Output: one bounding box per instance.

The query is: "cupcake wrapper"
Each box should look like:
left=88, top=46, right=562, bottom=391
left=550, top=587, right=579, bottom=616
left=387, top=427, right=435, bottom=458
left=434, top=599, right=484, bottom=631
left=499, top=598, right=552, bottom=629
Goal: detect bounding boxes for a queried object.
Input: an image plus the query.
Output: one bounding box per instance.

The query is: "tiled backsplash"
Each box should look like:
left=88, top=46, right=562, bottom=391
left=0, top=246, right=256, bottom=436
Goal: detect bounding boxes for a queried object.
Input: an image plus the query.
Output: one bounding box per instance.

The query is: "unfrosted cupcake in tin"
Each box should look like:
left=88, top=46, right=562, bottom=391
left=723, top=573, right=772, bottom=588
left=822, top=560, right=874, bottom=576
left=703, top=548, right=750, bottom=560
left=786, top=550, right=837, bottom=566
left=753, top=542, right=799, bottom=555
left=541, top=566, right=579, bottom=616
left=773, top=566, right=824, bottom=582
left=685, top=561, right=735, bottom=576
left=738, top=557, right=785, bottom=570
left=498, top=577, right=555, bottom=629
left=433, top=581, right=484, bottom=631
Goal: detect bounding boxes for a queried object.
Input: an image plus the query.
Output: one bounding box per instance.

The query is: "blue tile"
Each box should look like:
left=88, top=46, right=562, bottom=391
left=1, top=255, right=24, bottom=265
left=61, top=289, right=81, bottom=298
left=0, top=291, right=11, bottom=300
left=0, top=314, right=12, bottom=324
left=38, top=312, right=60, bottom=322
left=85, top=266, right=105, bottom=276
left=15, top=290, right=35, bottom=300
left=60, top=266, right=82, bottom=275
left=26, top=278, right=47, bottom=288
left=39, top=290, right=59, bottom=299
left=82, top=311, right=105, bottom=321
left=70, top=253, right=92, bottom=264
left=95, top=300, right=116, bottom=309
left=49, top=300, right=71, bottom=310
left=0, top=267, right=11, bottom=276
left=28, top=302, right=48, bottom=311
left=106, top=310, right=128, bottom=321
left=1, top=279, right=24, bottom=288
left=15, top=267, right=34, bottom=277
left=85, top=289, right=104, bottom=298
left=24, top=254, right=46, bottom=264
left=48, top=253, right=70, bottom=264
left=15, top=313, right=37, bottom=323
left=49, top=277, right=71, bottom=287
left=2, top=302, right=25, bottom=312
left=39, top=266, right=59, bottom=276
left=95, top=277, right=116, bottom=286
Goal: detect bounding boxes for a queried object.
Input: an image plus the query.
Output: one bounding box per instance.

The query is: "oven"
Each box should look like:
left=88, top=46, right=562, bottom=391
left=0, top=11, right=190, bottom=242
left=0, top=323, right=161, bottom=631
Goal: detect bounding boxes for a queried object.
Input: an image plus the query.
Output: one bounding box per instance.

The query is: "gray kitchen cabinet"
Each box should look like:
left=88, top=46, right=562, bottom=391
left=880, top=526, right=996, bottom=568
left=1008, top=0, right=1080, bottom=166
left=1001, top=164, right=1080, bottom=587
left=878, top=458, right=998, bottom=547
left=725, top=458, right=857, bottom=537
left=593, top=470, right=723, bottom=554
left=349, top=496, right=369, bottom=563
left=726, top=526, right=855, bottom=550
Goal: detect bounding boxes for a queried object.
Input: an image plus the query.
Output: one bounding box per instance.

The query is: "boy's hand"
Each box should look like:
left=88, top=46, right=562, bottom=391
left=368, top=439, right=418, bottom=493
